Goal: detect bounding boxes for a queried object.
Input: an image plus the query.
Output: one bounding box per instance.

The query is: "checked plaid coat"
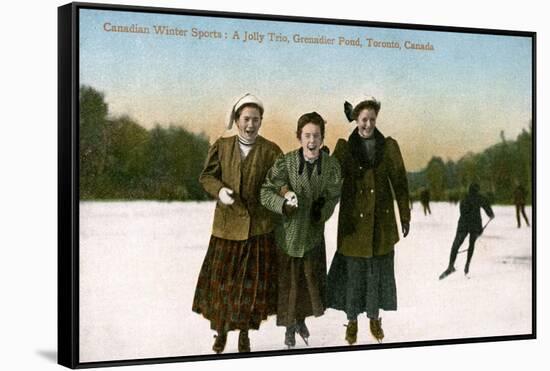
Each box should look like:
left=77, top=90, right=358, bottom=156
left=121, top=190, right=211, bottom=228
left=260, top=148, right=342, bottom=257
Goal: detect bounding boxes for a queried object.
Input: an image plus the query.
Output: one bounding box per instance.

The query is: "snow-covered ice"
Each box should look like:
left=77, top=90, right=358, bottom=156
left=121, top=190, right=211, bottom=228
left=79, top=201, right=532, bottom=362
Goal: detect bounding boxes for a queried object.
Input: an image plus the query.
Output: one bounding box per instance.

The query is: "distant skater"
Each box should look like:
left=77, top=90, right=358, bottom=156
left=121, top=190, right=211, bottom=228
left=439, top=183, right=494, bottom=279
left=513, top=184, right=530, bottom=228
left=420, top=188, right=431, bottom=215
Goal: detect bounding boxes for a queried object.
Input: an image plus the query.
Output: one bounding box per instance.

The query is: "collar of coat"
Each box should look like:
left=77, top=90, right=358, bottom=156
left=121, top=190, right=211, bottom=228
left=231, top=134, right=267, bottom=158
left=348, top=127, right=386, bottom=170
left=297, top=147, right=323, bottom=176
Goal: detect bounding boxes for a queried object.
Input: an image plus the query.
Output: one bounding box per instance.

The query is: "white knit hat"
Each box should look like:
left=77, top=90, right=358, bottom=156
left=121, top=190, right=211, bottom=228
left=227, top=93, right=264, bottom=129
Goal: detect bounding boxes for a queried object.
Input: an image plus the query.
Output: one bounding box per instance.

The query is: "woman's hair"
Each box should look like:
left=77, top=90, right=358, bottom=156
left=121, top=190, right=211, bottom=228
left=352, top=99, right=381, bottom=120
left=296, top=112, right=325, bottom=139
left=235, top=103, right=264, bottom=120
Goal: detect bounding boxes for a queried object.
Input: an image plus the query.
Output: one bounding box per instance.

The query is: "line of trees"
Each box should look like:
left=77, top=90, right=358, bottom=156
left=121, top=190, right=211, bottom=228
left=79, top=85, right=210, bottom=201
left=408, top=126, right=532, bottom=205
left=80, top=85, right=532, bottom=204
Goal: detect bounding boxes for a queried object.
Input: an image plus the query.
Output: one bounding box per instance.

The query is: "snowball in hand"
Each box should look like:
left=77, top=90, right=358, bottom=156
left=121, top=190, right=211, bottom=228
left=218, top=187, right=235, bottom=205
left=284, top=191, right=298, bottom=207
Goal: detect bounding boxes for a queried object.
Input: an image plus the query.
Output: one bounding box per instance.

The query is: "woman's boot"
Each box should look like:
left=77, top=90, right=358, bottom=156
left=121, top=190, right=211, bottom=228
left=212, top=330, right=227, bottom=354
left=285, top=325, right=296, bottom=348
left=238, top=330, right=251, bottom=353
left=296, top=319, right=310, bottom=345
left=369, top=318, right=384, bottom=343
left=345, top=320, right=358, bottom=345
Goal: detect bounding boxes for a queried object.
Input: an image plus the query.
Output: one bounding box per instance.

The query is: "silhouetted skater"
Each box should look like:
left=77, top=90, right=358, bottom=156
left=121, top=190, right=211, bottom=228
left=439, top=183, right=494, bottom=279
left=420, top=188, right=431, bottom=215
left=513, top=184, right=530, bottom=228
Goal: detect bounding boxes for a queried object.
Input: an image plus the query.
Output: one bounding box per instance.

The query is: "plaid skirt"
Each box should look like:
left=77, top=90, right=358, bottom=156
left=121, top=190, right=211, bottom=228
left=192, top=233, right=278, bottom=332
left=327, top=250, right=396, bottom=320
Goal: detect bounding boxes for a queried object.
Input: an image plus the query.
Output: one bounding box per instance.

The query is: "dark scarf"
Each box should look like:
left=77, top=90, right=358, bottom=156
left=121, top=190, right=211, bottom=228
left=348, top=127, right=386, bottom=172
left=298, top=148, right=322, bottom=178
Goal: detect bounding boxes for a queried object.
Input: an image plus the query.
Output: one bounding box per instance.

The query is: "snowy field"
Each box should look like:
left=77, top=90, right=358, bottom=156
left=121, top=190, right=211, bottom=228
left=79, top=201, right=532, bottom=362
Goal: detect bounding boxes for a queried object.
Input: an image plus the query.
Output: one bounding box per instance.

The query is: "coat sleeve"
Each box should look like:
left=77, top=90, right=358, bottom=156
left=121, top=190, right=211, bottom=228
left=386, top=138, right=411, bottom=224
left=198, top=140, right=224, bottom=199
left=318, top=159, right=343, bottom=224
left=260, top=155, right=288, bottom=215
left=332, top=139, right=349, bottom=177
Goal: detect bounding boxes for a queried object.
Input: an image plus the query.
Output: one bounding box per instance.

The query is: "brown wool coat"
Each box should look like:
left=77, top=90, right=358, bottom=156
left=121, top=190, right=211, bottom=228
left=333, top=129, right=411, bottom=258
left=199, top=135, right=283, bottom=241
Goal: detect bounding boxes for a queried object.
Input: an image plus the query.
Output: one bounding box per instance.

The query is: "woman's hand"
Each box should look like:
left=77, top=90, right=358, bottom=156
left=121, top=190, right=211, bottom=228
left=283, top=200, right=298, bottom=217
left=218, top=187, right=235, bottom=205
left=284, top=191, right=298, bottom=208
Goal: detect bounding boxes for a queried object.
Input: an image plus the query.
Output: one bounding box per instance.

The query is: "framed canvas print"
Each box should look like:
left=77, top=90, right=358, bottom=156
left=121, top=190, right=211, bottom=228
left=58, top=2, right=536, bottom=368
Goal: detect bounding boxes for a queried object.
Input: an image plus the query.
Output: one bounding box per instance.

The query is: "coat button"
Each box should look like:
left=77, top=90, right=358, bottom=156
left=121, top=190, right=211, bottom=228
left=359, top=166, right=363, bottom=170
left=360, top=213, right=364, bottom=218
left=370, top=189, right=374, bottom=193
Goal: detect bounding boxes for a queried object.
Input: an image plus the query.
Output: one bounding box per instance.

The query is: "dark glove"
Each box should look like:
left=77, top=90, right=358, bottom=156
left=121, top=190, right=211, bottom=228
left=283, top=200, right=298, bottom=217
left=311, top=197, right=326, bottom=223
left=402, top=221, right=410, bottom=238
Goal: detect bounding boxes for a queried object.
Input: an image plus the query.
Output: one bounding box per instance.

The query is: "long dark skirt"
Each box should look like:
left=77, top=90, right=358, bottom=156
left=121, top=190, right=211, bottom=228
left=327, top=250, right=396, bottom=320
left=276, top=243, right=327, bottom=327
left=192, top=233, right=278, bottom=332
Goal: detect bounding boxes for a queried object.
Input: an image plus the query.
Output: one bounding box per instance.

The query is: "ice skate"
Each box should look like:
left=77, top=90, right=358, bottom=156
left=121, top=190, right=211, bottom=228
left=344, top=320, right=358, bottom=345
left=439, top=267, right=456, bottom=280
left=238, top=330, right=250, bottom=353
left=369, top=318, right=384, bottom=343
left=284, top=326, right=296, bottom=349
left=212, top=331, right=227, bottom=354
left=296, top=320, right=310, bottom=346
left=464, top=264, right=471, bottom=279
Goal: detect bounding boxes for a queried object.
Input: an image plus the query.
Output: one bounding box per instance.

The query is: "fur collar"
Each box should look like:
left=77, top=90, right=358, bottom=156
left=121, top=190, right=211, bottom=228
left=348, top=127, right=386, bottom=170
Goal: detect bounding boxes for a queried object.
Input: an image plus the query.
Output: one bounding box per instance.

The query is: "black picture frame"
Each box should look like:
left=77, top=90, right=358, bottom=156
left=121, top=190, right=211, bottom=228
left=58, top=2, right=536, bottom=368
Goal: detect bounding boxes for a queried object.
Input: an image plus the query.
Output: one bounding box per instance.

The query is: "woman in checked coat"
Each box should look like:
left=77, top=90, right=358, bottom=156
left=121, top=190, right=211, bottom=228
left=192, top=94, right=282, bottom=354
left=261, top=112, right=342, bottom=348
left=327, top=97, right=411, bottom=344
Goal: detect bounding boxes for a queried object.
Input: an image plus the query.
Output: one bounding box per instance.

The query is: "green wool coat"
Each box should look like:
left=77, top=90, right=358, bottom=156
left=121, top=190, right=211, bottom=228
left=334, top=128, right=410, bottom=258
left=199, top=135, right=282, bottom=241
left=260, top=149, right=342, bottom=258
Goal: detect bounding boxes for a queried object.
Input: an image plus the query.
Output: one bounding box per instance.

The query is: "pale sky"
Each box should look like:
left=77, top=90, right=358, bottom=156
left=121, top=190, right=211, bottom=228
left=80, top=9, right=532, bottom=171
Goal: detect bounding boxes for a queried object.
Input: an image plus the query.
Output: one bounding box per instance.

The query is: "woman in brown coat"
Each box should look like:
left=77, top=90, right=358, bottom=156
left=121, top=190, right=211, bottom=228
left=192, top=94, right=282, bottom=353
left=326, top=97, right=411, bottom=344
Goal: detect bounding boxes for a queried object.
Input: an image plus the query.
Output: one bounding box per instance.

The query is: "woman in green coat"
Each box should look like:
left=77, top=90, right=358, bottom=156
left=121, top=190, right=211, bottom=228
left=261, top=112, right=342, bottom=348
left=326, top=97, right=410, bottom=344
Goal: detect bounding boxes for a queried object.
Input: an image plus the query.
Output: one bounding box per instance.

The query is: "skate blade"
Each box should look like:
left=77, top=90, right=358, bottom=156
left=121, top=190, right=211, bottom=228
left=439, top=270, right=456, bottom=280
